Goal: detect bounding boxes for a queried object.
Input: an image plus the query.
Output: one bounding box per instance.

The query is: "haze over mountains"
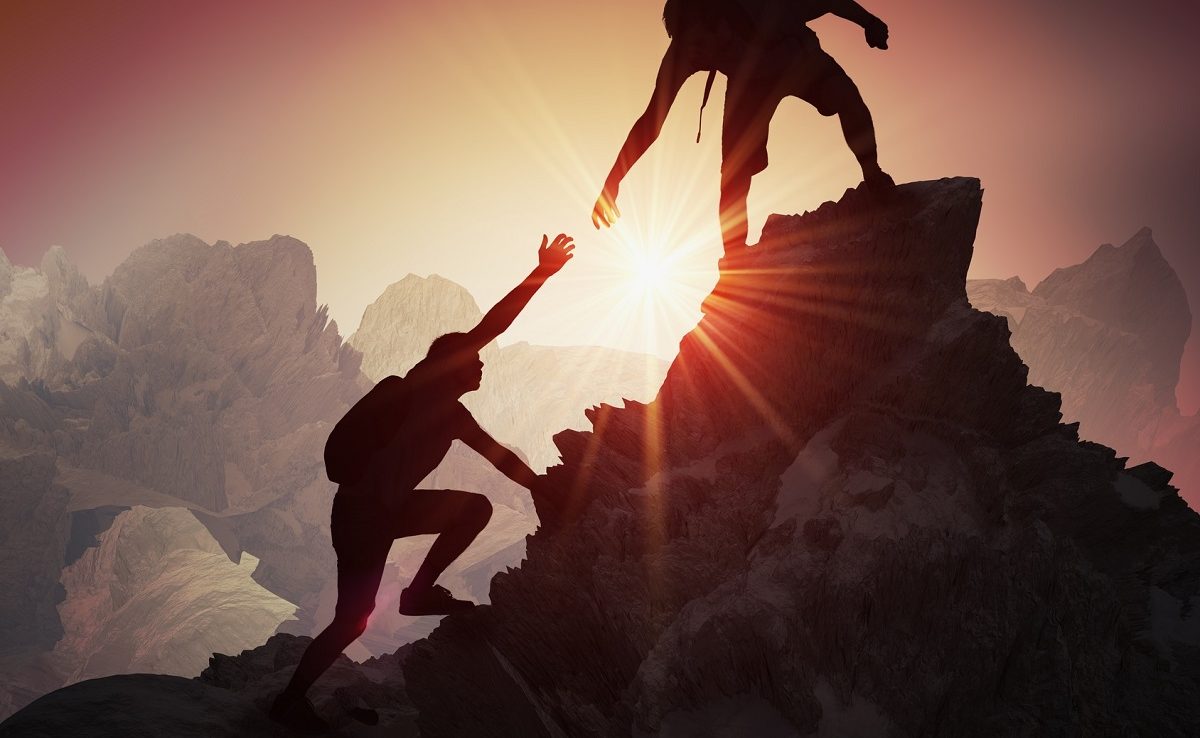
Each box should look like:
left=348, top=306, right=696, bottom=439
left=0, top=199, right=1195, bottom=726
left=0, top=237, right=665, bottom=719
left=5, top=178, right=1196, bottom=736
left=967, top=227, right=1198, bottom=508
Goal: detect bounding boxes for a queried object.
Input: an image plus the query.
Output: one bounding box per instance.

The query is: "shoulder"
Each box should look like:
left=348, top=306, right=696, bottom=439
left=452, top=401, right=477, bottom=425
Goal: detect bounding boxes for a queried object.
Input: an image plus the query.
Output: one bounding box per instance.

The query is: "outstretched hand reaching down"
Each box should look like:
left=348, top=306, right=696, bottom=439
left=591, top=189, right=621, bottom=229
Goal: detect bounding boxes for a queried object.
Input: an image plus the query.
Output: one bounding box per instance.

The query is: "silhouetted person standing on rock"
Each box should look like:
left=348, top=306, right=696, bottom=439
left=592, top=0, right=894, bottom=256
left=270, top=233, right=575, bottom=733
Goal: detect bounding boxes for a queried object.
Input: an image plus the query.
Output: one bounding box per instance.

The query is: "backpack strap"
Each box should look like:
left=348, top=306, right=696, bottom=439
left=695, top=69, right=717, bottom=143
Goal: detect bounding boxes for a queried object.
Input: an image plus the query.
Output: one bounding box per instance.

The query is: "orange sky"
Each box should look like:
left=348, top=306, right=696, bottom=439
left=1, top=0, right=1197, bottom=409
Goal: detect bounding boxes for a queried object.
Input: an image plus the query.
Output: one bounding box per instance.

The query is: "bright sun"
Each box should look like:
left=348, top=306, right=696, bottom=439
left=631, top=252, right=670, bottom=295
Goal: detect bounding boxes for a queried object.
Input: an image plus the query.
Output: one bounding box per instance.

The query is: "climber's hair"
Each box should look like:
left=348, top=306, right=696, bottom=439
left=425, top=332, right=476, bottom=363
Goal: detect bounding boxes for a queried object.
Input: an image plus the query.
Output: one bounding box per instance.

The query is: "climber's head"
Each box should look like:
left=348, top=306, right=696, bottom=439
left=418, top=332, right=483, bottom=395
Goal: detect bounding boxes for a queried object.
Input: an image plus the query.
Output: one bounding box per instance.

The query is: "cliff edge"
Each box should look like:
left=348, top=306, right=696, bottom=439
left=5, top=178, right=1198, bottom=737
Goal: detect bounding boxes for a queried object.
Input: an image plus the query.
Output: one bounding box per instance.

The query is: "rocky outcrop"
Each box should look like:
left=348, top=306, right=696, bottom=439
left=397, top=179, right=1200, bottom=736
left=350, top=274, right=495, bottom=381
left=8, top=179, right=1199, bottom=736
left=51, top=507, right=296, bottom=683
left=0, top=448, right=68, bottom=651
left=0, top=235, right=368, bottom=716
left=968, top=228, right=1198, bottom=507
left=0, top=234, right=663, bottom=717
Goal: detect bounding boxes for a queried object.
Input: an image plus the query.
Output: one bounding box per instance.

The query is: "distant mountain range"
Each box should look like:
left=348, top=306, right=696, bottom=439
left=6, top=179, right=1196, bottom=736
left=967, top=226, right=1198, bottom=508
left=0, top=237, right=665, bottom=718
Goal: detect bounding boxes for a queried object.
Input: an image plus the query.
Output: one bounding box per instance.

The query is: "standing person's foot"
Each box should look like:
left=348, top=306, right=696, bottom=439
left=399, top=584, right=475, bottom=616
left=862, top=166, right=896, bottom=198
left=269, top=691, right=330, bottom=734
left=717, top=243, right=752, bottom=272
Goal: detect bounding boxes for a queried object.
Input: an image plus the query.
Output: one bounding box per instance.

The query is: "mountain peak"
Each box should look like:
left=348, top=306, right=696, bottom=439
left=5, top=178, right=1198, bottom=736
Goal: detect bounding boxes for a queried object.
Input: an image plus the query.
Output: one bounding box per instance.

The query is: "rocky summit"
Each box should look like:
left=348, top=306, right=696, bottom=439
left=5, top=178, right=1198, bottom=737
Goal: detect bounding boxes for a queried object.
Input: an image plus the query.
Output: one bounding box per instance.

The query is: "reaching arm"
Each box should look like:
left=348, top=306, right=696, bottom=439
left=464, top=234, right=574, bottom=350
left=459, top=412, right=540, bottom=490
left=592, top=41, right=699, bottom=229
left=825, top=0, right=889, bottom=48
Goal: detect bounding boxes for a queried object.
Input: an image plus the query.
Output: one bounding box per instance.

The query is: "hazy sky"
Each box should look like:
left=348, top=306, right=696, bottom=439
left=1, top=0, right=1197, bottom=409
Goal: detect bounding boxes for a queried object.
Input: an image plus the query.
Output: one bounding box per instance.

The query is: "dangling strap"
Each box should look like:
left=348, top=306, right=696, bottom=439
left=695, top=69, right=717, bottom=143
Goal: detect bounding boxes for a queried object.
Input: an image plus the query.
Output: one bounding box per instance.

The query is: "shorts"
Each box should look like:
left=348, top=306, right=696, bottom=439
left=721, top=36, right=855, bottom=182
left=329, top=487, right=485, bottom=618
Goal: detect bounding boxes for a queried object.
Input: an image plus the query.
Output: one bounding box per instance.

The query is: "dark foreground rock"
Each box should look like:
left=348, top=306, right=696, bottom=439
left=5, top=178, right=1198, bottom=736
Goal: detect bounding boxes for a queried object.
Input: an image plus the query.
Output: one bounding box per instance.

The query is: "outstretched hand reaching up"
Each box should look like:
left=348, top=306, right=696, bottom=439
left=538, top=233, right=576, bottom=274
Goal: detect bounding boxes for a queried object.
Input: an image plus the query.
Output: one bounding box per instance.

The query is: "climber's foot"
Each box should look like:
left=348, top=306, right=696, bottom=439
left=269, top=691, right=330, bottom=735
left=399, top=584, right=475, bottom=616
left=862, top=166, right=896, bottom=199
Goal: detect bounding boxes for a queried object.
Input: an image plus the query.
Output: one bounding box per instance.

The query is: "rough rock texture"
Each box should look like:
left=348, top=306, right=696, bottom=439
left=350, top=273, right=495, bottom=381
left=0, top=235, right=664, bottom=717
left=51, top=506, right=296, bottom=683
left=0, top=448, right=70, bottom=719
left=399, top=179, right=1200, bottom=736
left=0, top=449, right=68, bottom=652
left=0, top=235, right=368, bottom=717
left=7, top=179, right=1199, bottom=736
left=968, top=228, right=1198, bottom=507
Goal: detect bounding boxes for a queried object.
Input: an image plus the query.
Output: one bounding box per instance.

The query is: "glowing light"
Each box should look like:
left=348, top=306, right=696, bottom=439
left=630, top=251, right=671, bottom=296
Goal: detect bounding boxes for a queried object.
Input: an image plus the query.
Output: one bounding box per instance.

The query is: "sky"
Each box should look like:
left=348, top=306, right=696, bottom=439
left=1, top=0, right=1197, bottom=410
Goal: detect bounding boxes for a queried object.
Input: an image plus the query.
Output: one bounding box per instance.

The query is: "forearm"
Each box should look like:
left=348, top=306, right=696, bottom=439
left=605, top=115, right=660, bottom=191
left=827, top=0, right=877, bottom=28
left=469, top=264, right=553, bottom=348
left=495, top=448, right=539, bottom=490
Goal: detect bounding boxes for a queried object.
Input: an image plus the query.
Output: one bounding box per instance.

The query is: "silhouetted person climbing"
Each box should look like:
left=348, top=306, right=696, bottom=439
left=592, top=0, right=894, bottom=256
left=270, top=233, right=575, bottom=733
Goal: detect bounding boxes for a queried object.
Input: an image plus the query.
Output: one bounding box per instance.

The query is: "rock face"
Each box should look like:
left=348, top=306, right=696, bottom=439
left=7, top=178, right=1199, bottom=736
left=0, top=449, right=70, bottom=719
left=399, top=179, right=1200, bottom=736
left=51, top=506, right=296, bottom=683
left=968, top=228, right=1198, bottom=508
left=0, top=235, right=368, bottom=717
left=0, top=235, right=666, bottom=718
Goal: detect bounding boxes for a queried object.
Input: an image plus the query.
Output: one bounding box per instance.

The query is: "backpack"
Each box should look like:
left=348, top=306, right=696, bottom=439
left=324, top=374, right=410, bottom=484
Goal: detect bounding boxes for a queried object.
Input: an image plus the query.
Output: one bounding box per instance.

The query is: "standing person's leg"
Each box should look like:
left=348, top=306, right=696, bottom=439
left=805, top=58, right=894, bottom=193
left=721, top=72, right=784, bottom=256
left=388, top=489, right=492, bottom=614
left=718, top=171, right=752, bottom=258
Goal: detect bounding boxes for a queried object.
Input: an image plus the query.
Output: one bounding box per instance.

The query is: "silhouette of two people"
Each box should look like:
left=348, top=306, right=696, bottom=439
left=271, top=234, right=575, bottom=733
left=592, top=0, right=894, bottom=256
left=273, top=1, right=897, bottom=731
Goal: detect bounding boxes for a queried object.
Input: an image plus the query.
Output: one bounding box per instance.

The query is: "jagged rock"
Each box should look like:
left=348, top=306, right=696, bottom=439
left=0, top=448, right=68, bottom=651
left=396, top=179, right=1200, bottom=736
left=8, top=179, right=1200, bottom=736
left=350, top=274, right=493, bottom=381
left=0, top=447, right=69, bottom=720
left=967, top=227, right=1198, bottom=507
left=478, top=342, right=668, bottom=471
left=49, top=507, right=296, bottom=684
